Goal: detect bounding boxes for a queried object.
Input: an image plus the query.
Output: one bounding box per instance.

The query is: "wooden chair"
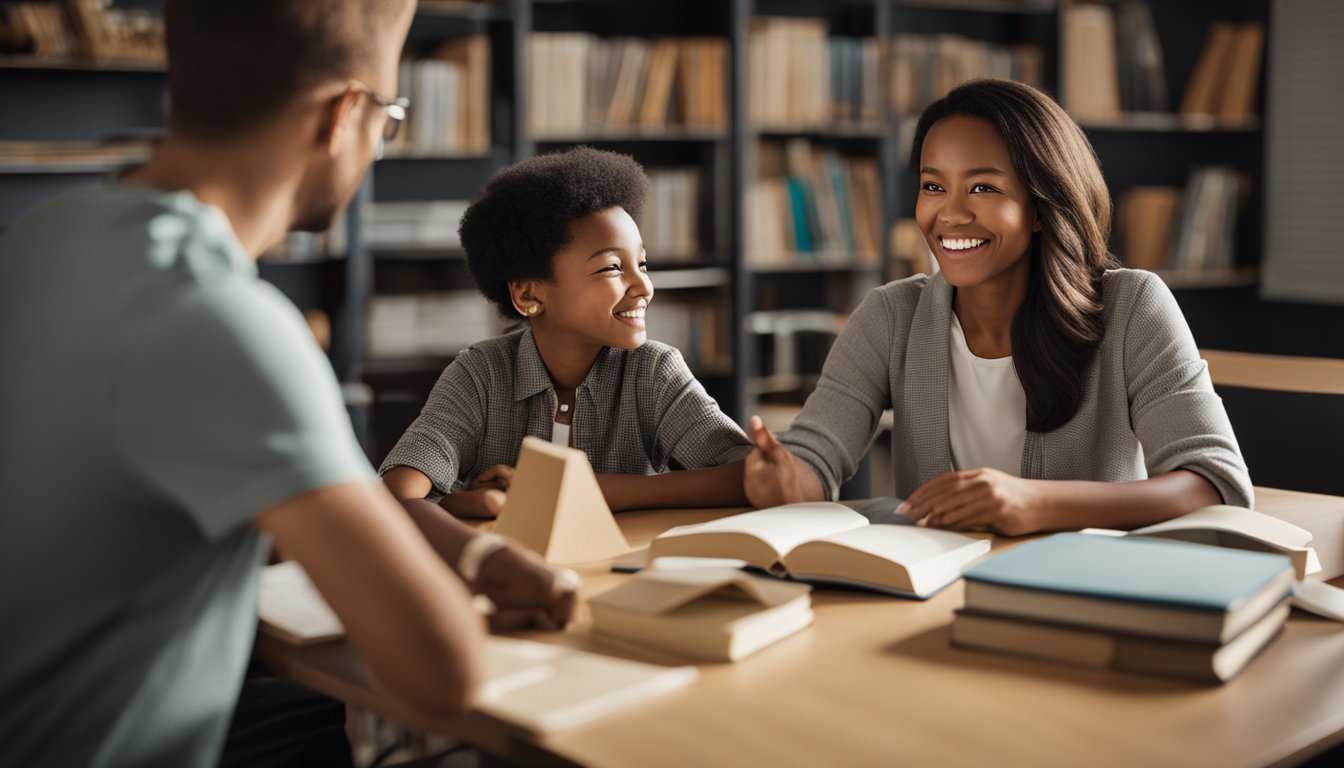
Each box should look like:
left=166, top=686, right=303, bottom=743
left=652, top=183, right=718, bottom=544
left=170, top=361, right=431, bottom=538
left=1201, top=350, right=1344, bottom=496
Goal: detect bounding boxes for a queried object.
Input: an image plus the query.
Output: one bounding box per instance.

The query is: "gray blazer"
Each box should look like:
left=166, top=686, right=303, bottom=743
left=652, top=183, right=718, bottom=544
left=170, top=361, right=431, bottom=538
left=779, top=269, right=1254, bottom=508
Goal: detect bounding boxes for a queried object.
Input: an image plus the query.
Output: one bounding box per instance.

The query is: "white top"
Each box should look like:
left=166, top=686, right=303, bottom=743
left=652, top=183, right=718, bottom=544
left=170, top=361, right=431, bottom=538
left=551, top=420, right=571, bottom=447
left=947, top=314, right=1026, bottom=475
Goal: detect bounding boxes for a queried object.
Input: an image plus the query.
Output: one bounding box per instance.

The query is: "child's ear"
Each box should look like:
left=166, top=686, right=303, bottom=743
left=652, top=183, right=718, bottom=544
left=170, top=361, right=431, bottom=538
left=508, top=280, right=546, bottom=317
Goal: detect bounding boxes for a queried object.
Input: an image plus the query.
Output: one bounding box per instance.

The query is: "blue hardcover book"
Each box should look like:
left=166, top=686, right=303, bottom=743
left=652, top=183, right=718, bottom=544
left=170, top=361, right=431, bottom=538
left=962, top=533, right=1294, bottom=643
left=785, top=177, right=814, bottom=254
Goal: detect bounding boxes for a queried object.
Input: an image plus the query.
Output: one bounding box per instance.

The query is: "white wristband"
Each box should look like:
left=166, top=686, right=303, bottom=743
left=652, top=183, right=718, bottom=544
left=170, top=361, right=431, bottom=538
left=457, top=532, right=508, bottom=586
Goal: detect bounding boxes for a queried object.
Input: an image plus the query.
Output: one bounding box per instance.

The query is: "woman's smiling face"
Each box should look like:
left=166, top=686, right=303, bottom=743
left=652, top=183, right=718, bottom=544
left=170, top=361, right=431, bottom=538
left=915, top=114, right=1040, bottom=292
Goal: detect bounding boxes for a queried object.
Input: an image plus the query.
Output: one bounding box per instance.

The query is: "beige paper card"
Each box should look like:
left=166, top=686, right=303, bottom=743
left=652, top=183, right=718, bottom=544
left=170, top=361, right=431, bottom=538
left=494, top=436, right=630, bottom=564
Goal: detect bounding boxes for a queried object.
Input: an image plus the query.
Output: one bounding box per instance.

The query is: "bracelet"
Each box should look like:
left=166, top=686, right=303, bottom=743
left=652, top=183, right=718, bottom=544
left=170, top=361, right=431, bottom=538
left=457, top=532, right=508, bottom=587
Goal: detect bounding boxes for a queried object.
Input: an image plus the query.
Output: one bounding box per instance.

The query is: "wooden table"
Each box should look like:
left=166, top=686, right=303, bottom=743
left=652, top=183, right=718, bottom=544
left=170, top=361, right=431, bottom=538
left=257, top=487, right=1344, bottom=768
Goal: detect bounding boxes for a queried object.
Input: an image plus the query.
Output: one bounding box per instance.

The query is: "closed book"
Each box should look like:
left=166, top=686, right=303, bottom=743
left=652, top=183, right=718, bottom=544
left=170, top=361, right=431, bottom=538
left=951, top=598, right=1291, bottom=683
left=648, top=502, right=991, bottom=598
left=1117, top=186, right=1179, bottom=271
left=589, top=568, right=813, bottom=661
left=1062, top=3, right=1120, bottom=120
left=963, top=533, right=1295, bottom=643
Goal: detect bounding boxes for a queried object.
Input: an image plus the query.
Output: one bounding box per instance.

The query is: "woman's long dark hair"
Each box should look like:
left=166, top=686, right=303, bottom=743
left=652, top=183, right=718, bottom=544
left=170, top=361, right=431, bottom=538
left=910, top=79, right=1113, bottom=432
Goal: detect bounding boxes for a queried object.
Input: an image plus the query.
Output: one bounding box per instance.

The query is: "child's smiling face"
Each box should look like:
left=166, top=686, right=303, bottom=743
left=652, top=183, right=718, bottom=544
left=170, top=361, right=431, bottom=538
left=534, top=205, right=653, bottom=351
left=915, top=115, right=1040, bottom=292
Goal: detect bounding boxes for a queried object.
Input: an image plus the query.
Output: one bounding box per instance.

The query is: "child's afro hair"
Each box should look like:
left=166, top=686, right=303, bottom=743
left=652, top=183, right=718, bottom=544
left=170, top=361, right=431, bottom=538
left=459, top=146, right=650, bottom=318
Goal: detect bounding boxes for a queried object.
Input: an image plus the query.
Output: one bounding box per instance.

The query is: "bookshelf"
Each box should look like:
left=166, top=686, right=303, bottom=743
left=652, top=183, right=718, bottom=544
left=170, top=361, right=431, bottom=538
left=7, top=0, right=1342, bottom=477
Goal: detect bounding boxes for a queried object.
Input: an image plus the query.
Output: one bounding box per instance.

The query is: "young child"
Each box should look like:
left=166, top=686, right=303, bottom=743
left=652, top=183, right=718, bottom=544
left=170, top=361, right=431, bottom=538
left=744, top=79, right=1251, bottom=535
left=382, top=147, right=751, bottom=517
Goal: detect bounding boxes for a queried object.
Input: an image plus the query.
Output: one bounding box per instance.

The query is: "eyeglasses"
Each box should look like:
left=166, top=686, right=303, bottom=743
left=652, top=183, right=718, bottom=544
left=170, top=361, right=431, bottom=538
left=355, top=83, right=411, bottom=154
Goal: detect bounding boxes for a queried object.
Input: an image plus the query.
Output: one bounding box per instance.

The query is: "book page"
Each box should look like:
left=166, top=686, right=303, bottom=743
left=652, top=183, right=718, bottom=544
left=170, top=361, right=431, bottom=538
left=1133, top=505, right=1313, bottom=549
left=785, top=526, right=990, bottom=597
left=257, top=561, right=344, bottom=644
left=477, top=637, right=698, bottom=734
left=650, top=502, right=867, bottom=566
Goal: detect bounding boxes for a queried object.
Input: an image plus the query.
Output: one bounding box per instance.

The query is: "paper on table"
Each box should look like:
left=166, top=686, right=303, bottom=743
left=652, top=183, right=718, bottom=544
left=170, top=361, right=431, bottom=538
left=1292, top=580, right=1344, bottom=623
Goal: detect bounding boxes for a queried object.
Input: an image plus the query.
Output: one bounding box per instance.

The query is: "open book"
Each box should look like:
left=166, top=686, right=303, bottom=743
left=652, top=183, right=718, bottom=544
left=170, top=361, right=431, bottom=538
left=257, top=562, right=697, bottom=734
left=646, top=502, right=991, bottom=598
left=1082, top=504, right=1320, bottom=580
left=589, top=567, right=813, bottom=662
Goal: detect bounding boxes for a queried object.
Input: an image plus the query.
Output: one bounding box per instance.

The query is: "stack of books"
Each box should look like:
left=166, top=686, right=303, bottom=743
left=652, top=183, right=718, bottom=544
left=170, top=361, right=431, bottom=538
left=952, top=533, right=1296, bottom=683
left=589, top=567, right=814, bottom=662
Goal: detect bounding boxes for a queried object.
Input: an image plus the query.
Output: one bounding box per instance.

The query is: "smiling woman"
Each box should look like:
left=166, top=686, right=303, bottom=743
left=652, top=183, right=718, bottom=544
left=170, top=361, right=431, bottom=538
left=743, top=79, right=1253, bottom=538
left=379, top=147, right=753, bottom=519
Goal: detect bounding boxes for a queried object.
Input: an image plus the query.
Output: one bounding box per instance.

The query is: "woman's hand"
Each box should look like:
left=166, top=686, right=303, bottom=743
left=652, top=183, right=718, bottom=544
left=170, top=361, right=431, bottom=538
left=743, top=415, right=807, bottom=509
left=901, top=468, right=1045, bottom=536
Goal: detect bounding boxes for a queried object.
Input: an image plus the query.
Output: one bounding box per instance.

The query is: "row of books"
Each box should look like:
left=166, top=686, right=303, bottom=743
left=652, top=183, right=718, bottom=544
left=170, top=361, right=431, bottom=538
left=747, top=17, right=880, bottom=130
left=747, top=17, right=1045, bottom=130
left=746, top=140, right=882, bottom=269
left=1116, top=166, right=1243, bottom=276
left=359, top=177, right=699, bottom=262
left=526, top=34, right=728, bottom=138
left=643, top=167, right=702, bottom=262
left=1, top=1, right=163, bottom=63
left=1064, top=3, right=1263, bottom=123
left=365, top=291, right=499, bottom=360
left=394, top=36, right=491, bottom=156
left=888, top=33, right=1044, bottom=119
left=362, top=200, right=468, bottom=253
left=1181, top=21, right=1265, bottom=122
left=645, top=295, right=728, bottom=373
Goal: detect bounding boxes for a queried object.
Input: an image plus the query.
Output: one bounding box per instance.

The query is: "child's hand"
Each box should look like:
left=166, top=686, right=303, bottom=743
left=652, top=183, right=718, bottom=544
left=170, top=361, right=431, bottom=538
left=743, top=415, right=806, bottom=508
left=900, top=468, right=1043, bottom=536
left=475, top=542, right=581, bottom=632
left=439, top=487, right=507, bottom=519
left=469, top=464, right=514, bottom=492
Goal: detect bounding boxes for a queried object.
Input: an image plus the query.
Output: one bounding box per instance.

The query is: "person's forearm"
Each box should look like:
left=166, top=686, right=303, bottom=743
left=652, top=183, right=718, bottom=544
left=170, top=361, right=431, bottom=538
left=596, top=461, right=752, bottom=512
left=1032, top=469, right=1223, bottom=531
left=398, top=497, right=479, bottom=568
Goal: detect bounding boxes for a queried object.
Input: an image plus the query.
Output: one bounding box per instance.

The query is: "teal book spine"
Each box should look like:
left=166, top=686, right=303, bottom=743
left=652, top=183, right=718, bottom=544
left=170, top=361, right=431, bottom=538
left=786, top=177, right=813, bottom=254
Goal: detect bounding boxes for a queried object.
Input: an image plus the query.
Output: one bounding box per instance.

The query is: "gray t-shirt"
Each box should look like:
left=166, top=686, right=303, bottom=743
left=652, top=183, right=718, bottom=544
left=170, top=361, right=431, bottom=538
left=0, top=183, right=375, bottom=766
left=380, top=328, right=751, bottom=499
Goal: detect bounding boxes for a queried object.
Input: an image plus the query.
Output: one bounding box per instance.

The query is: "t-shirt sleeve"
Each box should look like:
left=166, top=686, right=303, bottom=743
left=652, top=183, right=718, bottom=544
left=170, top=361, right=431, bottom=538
left=377, top=351, right=486, bottom=500
left=649, top=345, right=751, bottom=469
left=111, top=280, right=376, bottom=539
left=1123, top=272, right=1254, bottom=508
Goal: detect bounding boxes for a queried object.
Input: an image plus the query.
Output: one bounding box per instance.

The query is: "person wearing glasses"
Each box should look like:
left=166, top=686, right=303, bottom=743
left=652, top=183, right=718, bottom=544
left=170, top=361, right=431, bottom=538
left=0, top=1, right=575, bottom=766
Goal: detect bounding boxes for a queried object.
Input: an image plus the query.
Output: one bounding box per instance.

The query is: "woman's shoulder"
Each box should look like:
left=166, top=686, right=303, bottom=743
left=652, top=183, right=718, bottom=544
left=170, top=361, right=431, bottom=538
left=853, top=273, right=935, bottom=327
left=1101, top=267, right=1163, bottom=296
left=1101, top=268, right=1175, bottom=317
left=874, top=272, right=933, bottom=300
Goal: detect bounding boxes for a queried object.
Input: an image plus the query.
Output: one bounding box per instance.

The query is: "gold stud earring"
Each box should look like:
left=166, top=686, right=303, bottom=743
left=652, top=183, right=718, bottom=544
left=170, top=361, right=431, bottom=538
left=528, top=305, right=540, bottom=316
